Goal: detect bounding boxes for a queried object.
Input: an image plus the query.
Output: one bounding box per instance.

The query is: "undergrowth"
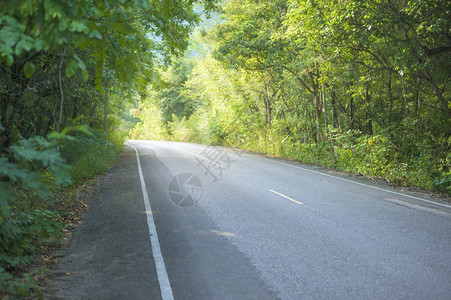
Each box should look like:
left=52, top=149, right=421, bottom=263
left=237, top=129, right=451, bottom=194
left=0, top=125, right=124, bottom=299
left=137, top=117, right=451, bottom=194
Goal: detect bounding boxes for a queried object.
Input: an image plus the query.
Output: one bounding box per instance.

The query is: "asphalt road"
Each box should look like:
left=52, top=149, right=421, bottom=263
left=46, top=140, right=451, bottom=299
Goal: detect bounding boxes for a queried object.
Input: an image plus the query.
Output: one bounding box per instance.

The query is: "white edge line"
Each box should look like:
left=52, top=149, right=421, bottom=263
left=248, top=153, right=451, bottom=210
left=269, top=189, right=304, bottom=205
left=127, top=143, right=174, bottom=300
left=176, top=147, right=225, bottom=169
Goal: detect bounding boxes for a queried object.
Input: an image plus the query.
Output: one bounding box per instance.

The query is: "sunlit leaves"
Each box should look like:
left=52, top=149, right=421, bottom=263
left=213, top=0, right=289, bottom=70
left=138, top=0, right=451, bottom=194
left=0, top=0, right=219, bottom=88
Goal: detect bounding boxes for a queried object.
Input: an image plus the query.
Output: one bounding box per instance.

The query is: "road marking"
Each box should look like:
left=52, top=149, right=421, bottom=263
left=249, top=154, right=451, bottom=210
left=209, top=230, right=237, bottom=237
left=127, top=143, right=174, bottom=300
left=381, top=197, right=451, bottom=215
left=269, top=189, right=304, bottom=205
left=175, top=147, right=225, bottom=169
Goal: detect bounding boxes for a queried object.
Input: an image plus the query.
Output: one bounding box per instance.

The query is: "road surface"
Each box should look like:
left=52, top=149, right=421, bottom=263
left=46, top=140, right=451, bottom=299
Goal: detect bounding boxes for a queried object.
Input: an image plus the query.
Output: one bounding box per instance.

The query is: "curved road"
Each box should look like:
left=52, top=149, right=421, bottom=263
left=47, top=140, right=451, bottom=299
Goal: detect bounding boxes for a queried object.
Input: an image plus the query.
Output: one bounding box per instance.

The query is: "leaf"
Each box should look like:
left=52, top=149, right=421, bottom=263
left=75, top=56, right=86, bottom=71
left=82, top=69, right=89, bottom=81
left=88, top=30, right=102, bottom=39
left=5, top=54, right=14, bottom=66
left=15, top=40, right=29, bottom=56
left=23, top=62, right=36, bottom=78
left=73, top=125, right=93, bottom=136
left=65, top=59, right=78, bottom=77
left=69, top=20, right=88, bottom=33
left=58, top=18, right=69, bottom=31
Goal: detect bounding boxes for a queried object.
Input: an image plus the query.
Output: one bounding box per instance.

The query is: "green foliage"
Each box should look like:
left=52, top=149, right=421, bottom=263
left=0, top=135, right=72, bottom=214
left=1, top=0, right=219, bottom=153
left=129, top=100, right=170, bottom=141
left=0, top=267, right=42, bottom=299
left=132, top=0, right=450, bottom=194
left=0, top=0, right=219, bottom=85
left=62, top=133, right=122, bottom=185
left=0, top=209, right=62, bottom=269
left=0, top=0, right=220, bottom=298
left=0, top=123, right=123, bottom=297
left=0, top=126, right=70, bottom=297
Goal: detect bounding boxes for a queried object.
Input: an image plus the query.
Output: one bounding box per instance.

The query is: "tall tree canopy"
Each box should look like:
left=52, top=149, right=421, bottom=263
left=132, top=0, right=450, bottom=193
left=0, top=0, right=218, bottom=149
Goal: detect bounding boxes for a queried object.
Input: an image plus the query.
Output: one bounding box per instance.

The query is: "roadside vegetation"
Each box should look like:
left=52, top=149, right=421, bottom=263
left=131, top=0, right=450, bottom=194
left=0, top=0, right=217, bottom=298
left=0, top=129, right=122, bottom=298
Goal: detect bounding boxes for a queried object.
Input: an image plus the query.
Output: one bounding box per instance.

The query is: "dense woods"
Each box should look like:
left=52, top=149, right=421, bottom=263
left=0, top=0, right=216, bottom=296
left=132, top=0, right=450, bottom=193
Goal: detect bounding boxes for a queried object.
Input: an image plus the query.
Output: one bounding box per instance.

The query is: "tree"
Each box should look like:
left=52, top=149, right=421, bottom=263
left=134, top=0, right=450, bottom=192
left=0, top=0, right=219, bottom=149
left=213, top=0, right=289, bottom=129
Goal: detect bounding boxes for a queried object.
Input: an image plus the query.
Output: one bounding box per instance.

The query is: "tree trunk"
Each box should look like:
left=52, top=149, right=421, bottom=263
left=71, top=97, right=80, bottom=121
left=265, top=94, right=272, bottom=128
left=349, top=92, right=354, bottom=130
left=313, top=78, right=324, bottom=143
left=89, top=102, right=98, bottom=128
left=427, top=77, right=451, bottom=118
left=330, top=88, right=339, bottom=128
left=365, top=86, right=373, bottom=135
left=323, top=88, right=328, bottom=136
left=262, top=75, right=272, bottom=128
left=387, top=69, right=393, bottom=127
left=1, top=62, right=25, bottom=150
left=415, top=78, right=420, bottom=116
left=56, top=48, right=66, bottom=132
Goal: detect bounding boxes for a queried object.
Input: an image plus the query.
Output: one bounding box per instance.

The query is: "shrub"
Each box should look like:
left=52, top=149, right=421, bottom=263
left=0, top=124, right=123, bottom=298
left=59, top=133, right=122, bottom=185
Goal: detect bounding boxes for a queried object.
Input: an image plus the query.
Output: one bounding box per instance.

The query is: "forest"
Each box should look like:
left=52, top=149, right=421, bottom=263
left=0, top=0, right=450, bottom=297
left=132, top=0, right=450, bottom=192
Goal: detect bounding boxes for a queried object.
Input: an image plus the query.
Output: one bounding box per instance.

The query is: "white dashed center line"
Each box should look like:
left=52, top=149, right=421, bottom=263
left=269, top=189, right=304, bottom=205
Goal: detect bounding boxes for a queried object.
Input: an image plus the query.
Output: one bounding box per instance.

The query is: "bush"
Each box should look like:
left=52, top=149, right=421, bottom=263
left=130, top=103, right=450, bottom=194
left=0, top=128, right=70, bottom=298
left=60, top=133, right=122, bottom=185
left=0, top=124, right=123, bottom=298
left=0, top=210, right=62, bottom=269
